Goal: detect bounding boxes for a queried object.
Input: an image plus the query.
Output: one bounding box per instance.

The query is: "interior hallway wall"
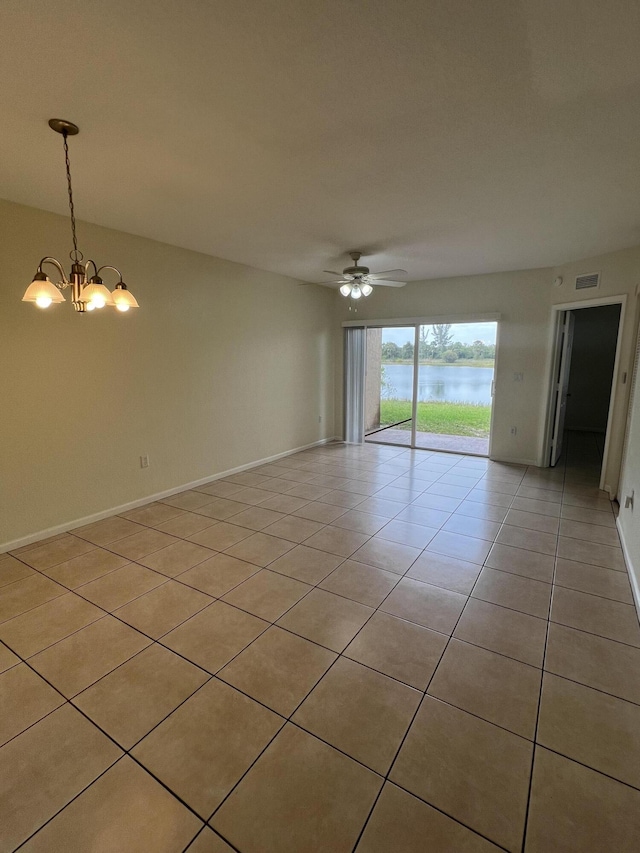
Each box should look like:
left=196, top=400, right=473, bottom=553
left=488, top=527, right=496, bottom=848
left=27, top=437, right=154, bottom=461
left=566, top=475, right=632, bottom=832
left=617, top=301, right=640, bottom=603
left=0, top=199, right=336, bottom=547
left=565, top=305, right=621, bottom=432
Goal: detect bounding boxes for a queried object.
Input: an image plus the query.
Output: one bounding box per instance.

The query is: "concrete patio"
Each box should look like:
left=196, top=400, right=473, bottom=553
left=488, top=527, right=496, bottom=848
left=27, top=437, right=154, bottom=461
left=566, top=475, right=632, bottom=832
left=365, top=427, right=489, bottom=456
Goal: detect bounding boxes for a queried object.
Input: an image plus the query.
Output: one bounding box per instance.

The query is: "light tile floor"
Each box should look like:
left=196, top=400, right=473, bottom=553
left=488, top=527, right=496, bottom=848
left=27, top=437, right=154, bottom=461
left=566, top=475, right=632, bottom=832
left=1, top=432, right=639, bottom=852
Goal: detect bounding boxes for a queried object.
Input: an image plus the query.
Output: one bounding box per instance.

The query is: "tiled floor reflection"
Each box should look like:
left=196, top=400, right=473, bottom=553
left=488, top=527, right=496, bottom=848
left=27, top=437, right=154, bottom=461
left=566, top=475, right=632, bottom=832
left=1, top=431, right=639, bottom=851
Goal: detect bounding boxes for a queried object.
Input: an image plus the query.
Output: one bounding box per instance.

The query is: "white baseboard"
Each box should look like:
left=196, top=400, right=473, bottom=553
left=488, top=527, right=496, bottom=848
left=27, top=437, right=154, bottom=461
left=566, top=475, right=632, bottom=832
left=490, top=456, right=538, bottom=467
left=1, top=437, right=339, bottom=554
left=617, top=517, right=640, bottom=619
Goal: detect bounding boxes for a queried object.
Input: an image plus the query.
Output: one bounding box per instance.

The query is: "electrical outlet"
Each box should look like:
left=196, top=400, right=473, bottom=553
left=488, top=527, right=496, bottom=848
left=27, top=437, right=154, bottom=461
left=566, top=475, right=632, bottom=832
left=318, top=415, right=322, bottom=423
left=510, top=426, right=517, bottom=436
left=513, top=372, right=524, bottom=382
left=140, top=455, right=150, bottom=469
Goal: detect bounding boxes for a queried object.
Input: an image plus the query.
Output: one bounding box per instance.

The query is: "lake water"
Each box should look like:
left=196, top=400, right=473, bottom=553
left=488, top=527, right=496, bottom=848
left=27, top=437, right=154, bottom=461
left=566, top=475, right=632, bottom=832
left=382, top=364, right=494, bottom=405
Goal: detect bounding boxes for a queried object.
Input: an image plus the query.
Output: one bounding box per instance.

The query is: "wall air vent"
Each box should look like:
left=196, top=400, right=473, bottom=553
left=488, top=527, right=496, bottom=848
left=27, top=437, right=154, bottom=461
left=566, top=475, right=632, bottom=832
left=575, top=272, right=600, bottom=291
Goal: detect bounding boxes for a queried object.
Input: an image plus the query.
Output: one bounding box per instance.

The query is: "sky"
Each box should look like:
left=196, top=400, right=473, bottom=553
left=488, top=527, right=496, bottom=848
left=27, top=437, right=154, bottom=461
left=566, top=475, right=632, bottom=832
left=381, top=322, right=497, bottom=346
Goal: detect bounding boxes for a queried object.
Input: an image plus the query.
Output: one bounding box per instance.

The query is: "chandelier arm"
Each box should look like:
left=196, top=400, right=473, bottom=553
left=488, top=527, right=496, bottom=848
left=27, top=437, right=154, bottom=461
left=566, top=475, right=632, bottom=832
left=84, top=259, right=99, bottom=278
left=96, top=265, right=124, bottom=283
left=37, top=257, right=69, bottom=287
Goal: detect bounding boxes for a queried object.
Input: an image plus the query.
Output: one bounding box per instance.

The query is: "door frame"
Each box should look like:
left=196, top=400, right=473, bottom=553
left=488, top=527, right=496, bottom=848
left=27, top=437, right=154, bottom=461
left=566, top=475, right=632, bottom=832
left=549, top=311, right=575, bottom=467
left=345, top=312, right=502, bottom=457
left=542, top=294, right=627, bottom=492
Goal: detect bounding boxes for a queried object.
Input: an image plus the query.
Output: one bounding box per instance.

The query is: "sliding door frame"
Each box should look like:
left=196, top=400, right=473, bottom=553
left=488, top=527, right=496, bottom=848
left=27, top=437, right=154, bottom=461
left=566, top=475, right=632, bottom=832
left=345, top=312, right=502, bottom=457
left=411, top=324, right=420, bottom=448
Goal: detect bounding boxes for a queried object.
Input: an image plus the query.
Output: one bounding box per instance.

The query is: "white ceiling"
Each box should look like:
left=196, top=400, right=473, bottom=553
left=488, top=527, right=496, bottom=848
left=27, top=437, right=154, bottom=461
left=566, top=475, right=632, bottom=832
left=1, top=0, right=640, bottom=282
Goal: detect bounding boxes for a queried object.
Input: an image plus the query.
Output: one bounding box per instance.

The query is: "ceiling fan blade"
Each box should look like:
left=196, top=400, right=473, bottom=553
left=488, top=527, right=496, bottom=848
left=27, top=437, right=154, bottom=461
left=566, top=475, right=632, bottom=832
left=373, top=279, right=407, bottom=288
left=369, top=269, right=408, bottom=281
left=308, top=278, right=351, bottom=288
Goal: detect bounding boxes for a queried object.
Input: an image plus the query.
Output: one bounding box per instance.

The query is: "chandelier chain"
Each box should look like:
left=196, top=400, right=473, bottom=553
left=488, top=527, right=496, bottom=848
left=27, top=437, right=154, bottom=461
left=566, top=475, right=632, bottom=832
left=62, top=131, right=81, bottom=262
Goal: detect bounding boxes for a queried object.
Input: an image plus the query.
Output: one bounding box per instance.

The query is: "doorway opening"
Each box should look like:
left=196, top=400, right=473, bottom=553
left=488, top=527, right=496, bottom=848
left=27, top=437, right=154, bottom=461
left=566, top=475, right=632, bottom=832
left=546, top=300, right=624, bottom=490
left=363, top=321, right=497, bottom=455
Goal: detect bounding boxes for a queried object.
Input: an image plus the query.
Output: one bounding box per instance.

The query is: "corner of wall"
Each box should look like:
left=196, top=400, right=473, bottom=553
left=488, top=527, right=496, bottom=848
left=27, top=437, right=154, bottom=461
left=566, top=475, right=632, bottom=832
left=617, top=518, right=640, bottom=618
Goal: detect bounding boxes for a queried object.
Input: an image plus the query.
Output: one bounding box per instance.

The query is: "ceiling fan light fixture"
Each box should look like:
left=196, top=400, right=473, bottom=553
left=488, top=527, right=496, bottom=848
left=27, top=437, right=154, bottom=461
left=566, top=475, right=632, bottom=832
left=317, top=252, right=407, bottom=299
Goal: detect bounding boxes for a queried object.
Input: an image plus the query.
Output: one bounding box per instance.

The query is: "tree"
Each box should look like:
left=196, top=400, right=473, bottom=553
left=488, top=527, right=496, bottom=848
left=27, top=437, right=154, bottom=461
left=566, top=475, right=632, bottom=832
left=472, top=339, right=485, bottom=359
left=431, top=324, right=454, bottom=356
left=472, top=340, right=496, bottom=360
left=453, top=341, right=472, bottom=359
left=401, top=341, right=414, bottom=360
left=443, top=349, right=458, bottom=362
left=381, top=341, right=402, bottom=361
left=380, top=365, right=396, bottom=398
left=418, top=326, right=431, bottom=360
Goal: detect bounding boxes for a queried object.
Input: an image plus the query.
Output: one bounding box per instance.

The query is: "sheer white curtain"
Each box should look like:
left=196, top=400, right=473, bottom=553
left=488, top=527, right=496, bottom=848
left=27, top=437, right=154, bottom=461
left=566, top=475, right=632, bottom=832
left=344, top=327, right=366, bottom=443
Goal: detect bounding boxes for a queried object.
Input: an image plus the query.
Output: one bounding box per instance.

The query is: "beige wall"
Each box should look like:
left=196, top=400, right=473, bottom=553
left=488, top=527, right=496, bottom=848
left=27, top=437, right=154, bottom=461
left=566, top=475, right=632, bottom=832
left=364, top=328, right=382, bottom=431
left=0, top=200, right=336, bottom=547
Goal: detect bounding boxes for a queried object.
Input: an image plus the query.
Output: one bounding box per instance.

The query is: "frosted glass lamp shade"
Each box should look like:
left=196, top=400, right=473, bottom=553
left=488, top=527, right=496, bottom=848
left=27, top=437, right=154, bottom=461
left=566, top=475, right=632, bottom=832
left=112, top=284, right=139, bottom=311
left=361, top=283, right=373, bottom=296
left=339, top=283, right=352, bottom=297
left=22, top=276, right=65, bottom=307
left=82, top=282, right=114, bottom=308
left=351, top=285, right=362, bottom=299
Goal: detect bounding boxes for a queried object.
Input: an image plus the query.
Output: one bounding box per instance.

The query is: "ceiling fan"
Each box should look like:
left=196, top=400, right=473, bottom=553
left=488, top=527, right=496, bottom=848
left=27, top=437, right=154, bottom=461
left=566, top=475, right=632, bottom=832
left=316, top=252, right=408, bottom=299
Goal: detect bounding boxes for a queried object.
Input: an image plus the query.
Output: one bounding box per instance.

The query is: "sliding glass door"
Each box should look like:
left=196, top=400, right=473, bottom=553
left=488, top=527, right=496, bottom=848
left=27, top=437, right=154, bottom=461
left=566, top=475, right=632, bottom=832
left=360, top=321, right=497, bottom=456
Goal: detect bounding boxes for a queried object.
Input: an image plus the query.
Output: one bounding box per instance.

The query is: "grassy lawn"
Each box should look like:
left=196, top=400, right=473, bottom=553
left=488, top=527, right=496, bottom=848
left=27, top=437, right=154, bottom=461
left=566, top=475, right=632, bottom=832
left=380, top=399, right=491, bottom=437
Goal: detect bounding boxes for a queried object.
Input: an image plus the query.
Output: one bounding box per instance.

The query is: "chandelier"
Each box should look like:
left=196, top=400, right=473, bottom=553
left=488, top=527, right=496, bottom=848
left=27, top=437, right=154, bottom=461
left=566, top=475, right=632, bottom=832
left=21, top=119, right=140, bottom=314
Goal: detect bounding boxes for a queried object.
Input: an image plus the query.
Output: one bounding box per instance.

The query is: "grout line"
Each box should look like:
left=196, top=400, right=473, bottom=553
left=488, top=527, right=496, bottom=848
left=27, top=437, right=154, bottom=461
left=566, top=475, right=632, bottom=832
left=12, top=754, right=127, bottom=851
left=519, top=449, right=565, bottom=853
left=351, top=516, right=505, bottom=851
left=181, top=825, right=242, bottom=853
left=528, top=742, right=640, bottom=794
left=4, top=437, right=633, bottom=851
left=204, top=526, right=425, bottom=828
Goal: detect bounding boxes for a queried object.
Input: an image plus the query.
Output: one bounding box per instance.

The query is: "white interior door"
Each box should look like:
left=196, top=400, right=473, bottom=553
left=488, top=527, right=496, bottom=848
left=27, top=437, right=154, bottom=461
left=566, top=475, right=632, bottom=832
left=550, top=311, right=575, bottom=466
